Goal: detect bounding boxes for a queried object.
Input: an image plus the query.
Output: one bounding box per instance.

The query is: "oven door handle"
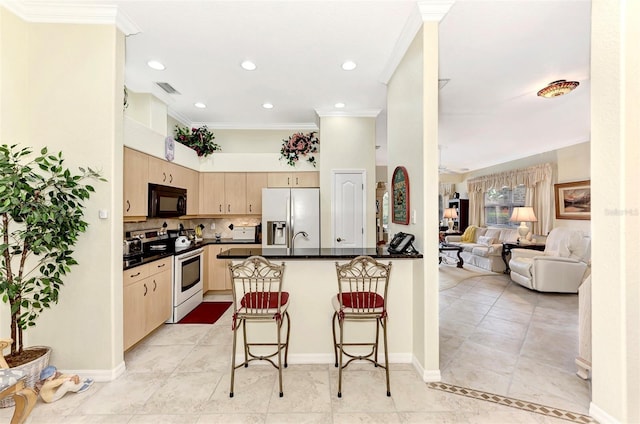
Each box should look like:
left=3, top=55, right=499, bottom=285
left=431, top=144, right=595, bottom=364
left=175, top=249, right=203, bottom=261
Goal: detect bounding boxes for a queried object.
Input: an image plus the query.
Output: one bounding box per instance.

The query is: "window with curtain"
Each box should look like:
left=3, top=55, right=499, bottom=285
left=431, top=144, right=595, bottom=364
left=484, top=185, right=526, bottom=227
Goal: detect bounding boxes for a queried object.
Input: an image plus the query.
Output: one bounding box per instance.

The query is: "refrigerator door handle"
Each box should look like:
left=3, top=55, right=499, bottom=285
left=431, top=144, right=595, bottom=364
left=287, top=194, right=292, bottom=248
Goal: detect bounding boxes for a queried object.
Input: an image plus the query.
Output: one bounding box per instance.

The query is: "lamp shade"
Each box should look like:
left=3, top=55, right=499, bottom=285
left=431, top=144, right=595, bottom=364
left=443, top=208, right=458, bottom=219
left=510, top=207, right=537, bottom=223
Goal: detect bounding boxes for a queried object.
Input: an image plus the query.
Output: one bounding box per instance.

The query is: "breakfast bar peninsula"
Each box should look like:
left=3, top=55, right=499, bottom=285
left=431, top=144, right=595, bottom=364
left=218, top=247, right=423, bottom=365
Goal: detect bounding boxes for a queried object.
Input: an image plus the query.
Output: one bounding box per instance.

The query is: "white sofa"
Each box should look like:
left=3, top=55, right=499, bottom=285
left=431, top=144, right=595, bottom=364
left=509, top=227, right=590, bottom=293
left=443, top=227, right=520, bottom=272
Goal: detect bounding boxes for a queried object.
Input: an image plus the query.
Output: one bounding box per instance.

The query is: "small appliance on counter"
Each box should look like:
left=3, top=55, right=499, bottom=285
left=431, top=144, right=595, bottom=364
left=174, top=236, right=191, bottom=249
left=123, top=237, right=142, bottom=258
left=232, top=226, right=256, bottom=242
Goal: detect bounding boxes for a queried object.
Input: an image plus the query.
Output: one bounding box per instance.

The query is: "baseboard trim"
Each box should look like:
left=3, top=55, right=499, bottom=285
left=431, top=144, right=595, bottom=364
left=412, top=355, right=441, bottom=382
left=60, top=360, right=126, bottom=382
left=589, top=401, right=621, bottom=424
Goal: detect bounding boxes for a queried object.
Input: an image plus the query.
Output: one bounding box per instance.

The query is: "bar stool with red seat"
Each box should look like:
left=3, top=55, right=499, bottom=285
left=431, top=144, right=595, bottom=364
left=228, top=256, right=290, bottom=398
left=332, top=255, right=392, bottom=398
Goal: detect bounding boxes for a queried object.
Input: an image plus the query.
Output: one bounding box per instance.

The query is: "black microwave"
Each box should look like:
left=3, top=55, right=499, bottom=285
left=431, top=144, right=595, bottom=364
left=148, top=183, right=187, bottom=218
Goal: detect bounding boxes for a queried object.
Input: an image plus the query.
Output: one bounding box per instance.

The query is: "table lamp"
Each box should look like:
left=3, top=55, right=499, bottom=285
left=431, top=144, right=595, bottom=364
left=509, top=207, right=537, bottom=242
left=443, top=208, right=458, bottom=233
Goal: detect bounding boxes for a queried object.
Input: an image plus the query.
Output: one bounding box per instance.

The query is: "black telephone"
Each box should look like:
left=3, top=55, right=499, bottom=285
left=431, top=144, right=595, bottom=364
left=387, top=232, right=418, bottom=255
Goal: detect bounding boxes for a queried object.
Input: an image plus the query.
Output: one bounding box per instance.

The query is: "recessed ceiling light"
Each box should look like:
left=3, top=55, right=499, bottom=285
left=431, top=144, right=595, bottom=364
left=241, top=60, right=257, bottom=71
left=335, top=102, right=345, bottom=108
left=194, top=102, right=206, bottom=109
left=341, top=61, right=357, bottom=71
left=262, top=103, right=274, bottom=109
left=147, top=60, right=165, bottom=70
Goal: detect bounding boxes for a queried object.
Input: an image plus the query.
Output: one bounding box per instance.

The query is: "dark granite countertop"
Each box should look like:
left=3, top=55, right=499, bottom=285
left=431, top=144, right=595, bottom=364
left=123, top=238, right=260, bottom=271
left=216, top=247, right=422, bottom=260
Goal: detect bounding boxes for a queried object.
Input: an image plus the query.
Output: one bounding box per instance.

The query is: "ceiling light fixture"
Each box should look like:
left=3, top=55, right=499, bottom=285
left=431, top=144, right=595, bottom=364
left=341, top=61, right=357, bottom=71
left=334, top=102, right=345, bottom=108
left=241, top=60, right=257, bottom=71
left=537, top=80, right=579, bottom=98
left=194, top=102, right=206, bottom=109
left=147, top=60, right=165, bottom=71
left=262, top=103, right=273, bottom=109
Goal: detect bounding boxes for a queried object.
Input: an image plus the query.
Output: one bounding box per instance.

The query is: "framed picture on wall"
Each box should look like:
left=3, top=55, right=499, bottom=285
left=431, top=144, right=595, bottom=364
left=554, top=180, right=591, bottom=220
left=392, top=166, right=410, bottom=225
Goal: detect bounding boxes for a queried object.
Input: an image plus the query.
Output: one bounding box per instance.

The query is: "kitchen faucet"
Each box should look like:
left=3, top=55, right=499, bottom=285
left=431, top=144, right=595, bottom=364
left=291, top=231, right=309, bottom=251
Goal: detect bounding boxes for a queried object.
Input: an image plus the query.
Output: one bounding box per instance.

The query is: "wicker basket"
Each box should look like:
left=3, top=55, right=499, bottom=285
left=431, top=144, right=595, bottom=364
left=0, top=346, right=51, bottom=408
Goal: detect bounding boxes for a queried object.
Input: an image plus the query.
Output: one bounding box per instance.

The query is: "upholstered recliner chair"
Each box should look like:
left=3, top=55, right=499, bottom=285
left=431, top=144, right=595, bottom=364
left=509, top=228, right=590, bottom=293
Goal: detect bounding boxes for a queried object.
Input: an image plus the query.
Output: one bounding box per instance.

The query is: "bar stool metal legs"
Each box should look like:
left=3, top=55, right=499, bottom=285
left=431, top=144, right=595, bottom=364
left=228, top=256, right=289, bottom=398
left=332, top=256, right=392, bottom=398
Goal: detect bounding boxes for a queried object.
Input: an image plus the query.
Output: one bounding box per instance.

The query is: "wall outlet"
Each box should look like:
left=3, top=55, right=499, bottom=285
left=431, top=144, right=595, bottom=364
left=210, top=223, right=215, bottom=230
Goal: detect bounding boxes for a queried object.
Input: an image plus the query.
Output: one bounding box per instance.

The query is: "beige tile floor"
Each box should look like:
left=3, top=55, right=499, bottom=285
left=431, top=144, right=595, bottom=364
left=439, top=266, right=591, bottom=415
left=3, top=268, right=592, bottom=423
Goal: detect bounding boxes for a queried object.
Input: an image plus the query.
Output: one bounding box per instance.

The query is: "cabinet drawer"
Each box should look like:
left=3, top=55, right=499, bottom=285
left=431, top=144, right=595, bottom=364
left=123, top=264, right=149, bottom=286
left=148, top=257, right=172, bottom=276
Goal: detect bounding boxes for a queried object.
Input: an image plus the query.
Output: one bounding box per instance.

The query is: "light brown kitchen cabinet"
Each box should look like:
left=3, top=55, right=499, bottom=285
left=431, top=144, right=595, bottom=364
left=182, top=167, right=199, bottom=215
left=246, top=172, right=267, bottom=214
left=205, top=243, right=261, bottom=292
left=123, top=147, right=149, bottom=218
left=123, top=256, right=172, bottom=351
left=148, top=155, right=177, bottom=186
left=267, top=172, right=319, bottom=188
left=203, top=244, right=232, bottom=291
left=199, top=173, right=225, bottom=214
left=224, top=173, right=247, bottom=214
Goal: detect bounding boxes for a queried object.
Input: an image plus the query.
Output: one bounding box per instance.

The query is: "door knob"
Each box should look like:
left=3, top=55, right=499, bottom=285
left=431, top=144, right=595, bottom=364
left=336, top=237, right=343, bottom=242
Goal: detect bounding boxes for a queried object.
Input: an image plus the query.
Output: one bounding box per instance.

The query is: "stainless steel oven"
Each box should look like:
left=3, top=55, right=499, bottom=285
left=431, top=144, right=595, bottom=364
left=169, top=247, right=204, bottom=323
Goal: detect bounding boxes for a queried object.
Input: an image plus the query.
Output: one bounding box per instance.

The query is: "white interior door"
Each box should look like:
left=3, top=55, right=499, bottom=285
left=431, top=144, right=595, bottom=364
left=333, top=171, right=365, bottom=248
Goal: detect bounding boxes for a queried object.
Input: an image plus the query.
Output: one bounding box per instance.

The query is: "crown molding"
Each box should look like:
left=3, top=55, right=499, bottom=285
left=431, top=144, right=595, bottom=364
left=0, top=1, right=140, bottom=35
left=314, top=109, right=382, bottom=118
left=379, top=0, right=455, bottom=84
left=191, top=122, right=319, bottom=131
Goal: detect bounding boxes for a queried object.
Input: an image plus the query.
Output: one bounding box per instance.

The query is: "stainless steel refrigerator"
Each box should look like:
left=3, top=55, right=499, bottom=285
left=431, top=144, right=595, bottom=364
left=262, top=188, right=320, bottom=250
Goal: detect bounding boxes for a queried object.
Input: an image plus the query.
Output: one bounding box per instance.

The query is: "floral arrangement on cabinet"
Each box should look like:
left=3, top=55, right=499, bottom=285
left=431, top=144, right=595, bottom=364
left=174, top=125, right=221, bottom=157
left=279, top=131, right=319, bottom=167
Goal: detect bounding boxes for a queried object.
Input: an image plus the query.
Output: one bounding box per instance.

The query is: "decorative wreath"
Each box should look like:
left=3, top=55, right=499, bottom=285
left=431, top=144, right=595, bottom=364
left=279, top=131, right=319, bottom=167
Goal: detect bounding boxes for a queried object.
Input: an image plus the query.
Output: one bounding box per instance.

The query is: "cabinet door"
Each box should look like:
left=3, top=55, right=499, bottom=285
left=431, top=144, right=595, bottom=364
left=246, top=173, right=267, bottom=215
left=123, top=147, right=149, bottom=217
left=224, top=173, right=247, bottom=214
left=267, top=172, right=293, bottom=188
left=293, top=172, right=319, bottom=188
left=148, top=156, right=174, bottom=186
left=146, top=269, right=172, bottom=331
left=183, top=167, right=199, bottom=215
left=199, top=173, right=225, bottom=214
left=210, top=245, right=231, bottom=291
left=123, top=278, right=147, bottom=351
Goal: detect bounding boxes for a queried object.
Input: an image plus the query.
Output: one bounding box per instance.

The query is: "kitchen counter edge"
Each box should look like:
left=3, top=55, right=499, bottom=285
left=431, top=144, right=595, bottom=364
left=216, top=247, right=423, bottom=260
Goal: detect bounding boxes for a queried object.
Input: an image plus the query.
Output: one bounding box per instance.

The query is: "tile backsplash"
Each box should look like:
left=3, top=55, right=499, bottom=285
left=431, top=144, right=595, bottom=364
left=124, top=217, right=261, bottom=240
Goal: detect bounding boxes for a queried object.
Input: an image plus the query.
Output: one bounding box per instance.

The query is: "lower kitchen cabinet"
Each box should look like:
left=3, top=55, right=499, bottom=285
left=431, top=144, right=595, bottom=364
left=123, top=256, right=172, bottom=351
left=205, top=244, right=261, bottom=292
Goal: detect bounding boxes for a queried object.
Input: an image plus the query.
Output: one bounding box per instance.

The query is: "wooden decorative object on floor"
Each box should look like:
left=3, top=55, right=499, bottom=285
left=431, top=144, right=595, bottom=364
left=0, top=339, right=38, bottom=424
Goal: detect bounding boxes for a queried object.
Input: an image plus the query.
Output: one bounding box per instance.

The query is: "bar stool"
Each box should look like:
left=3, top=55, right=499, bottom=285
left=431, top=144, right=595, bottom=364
left=332, top=256, right=392, bottom=398
left=228, top=256, right=290, bottom=398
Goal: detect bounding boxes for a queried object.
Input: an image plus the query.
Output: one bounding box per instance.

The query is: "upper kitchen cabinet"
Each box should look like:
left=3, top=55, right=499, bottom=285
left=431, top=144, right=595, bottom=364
left=123, top=147, right=149, bottom=219
left=246, top=172, right=267, bottom=215
left=224, top=173, right=247, bottom=214
left=267, top=172, right=319, bottom=188
left=199, top=173, right=225, bottom=214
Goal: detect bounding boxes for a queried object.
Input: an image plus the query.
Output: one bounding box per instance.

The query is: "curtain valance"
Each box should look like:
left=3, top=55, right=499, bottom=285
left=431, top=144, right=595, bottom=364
left=467, top=163, right=553, bottom=192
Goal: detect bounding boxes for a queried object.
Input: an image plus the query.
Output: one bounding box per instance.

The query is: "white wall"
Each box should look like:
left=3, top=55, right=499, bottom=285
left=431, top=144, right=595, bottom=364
left=0, top=11, right=125, bottom=374
left=387, top=21, right=441, bottom=379
left=318, top=116, right=377, bottom=248
left=590, top=2, right=640, bottom=423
